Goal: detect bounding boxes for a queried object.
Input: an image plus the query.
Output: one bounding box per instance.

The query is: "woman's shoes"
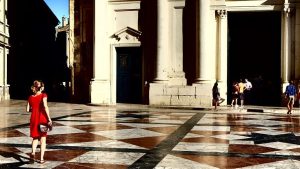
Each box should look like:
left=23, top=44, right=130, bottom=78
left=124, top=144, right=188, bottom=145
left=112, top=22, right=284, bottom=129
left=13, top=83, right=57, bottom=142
left=29, top=154, right=35, bottom=164
left=29, top=153, right=45, bottom=164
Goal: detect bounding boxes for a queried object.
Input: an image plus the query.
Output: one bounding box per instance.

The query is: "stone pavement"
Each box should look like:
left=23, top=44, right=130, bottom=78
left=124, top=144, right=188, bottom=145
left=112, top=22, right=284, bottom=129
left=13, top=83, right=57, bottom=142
left=1, top=100, right=300, bottom=168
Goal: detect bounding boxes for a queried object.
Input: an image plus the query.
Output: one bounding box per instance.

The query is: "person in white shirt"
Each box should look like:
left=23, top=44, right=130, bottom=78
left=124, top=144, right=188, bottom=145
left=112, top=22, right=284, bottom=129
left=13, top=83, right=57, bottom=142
left=244, top=79, right=252, bottom=105
left=245, top=79, right=252, bottom=90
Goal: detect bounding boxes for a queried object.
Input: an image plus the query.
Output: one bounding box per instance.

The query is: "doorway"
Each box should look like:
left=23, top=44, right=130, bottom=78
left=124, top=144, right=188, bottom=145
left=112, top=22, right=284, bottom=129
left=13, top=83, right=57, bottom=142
left=227, top=11, right=282, bottom=106
left=116, top=47, right=142, bottom=104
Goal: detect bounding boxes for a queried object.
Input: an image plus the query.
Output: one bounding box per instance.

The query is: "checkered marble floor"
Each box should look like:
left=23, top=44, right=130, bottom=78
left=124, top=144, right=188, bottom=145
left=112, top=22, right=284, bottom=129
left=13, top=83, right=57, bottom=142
left=1, top=101, right=300, bottom=168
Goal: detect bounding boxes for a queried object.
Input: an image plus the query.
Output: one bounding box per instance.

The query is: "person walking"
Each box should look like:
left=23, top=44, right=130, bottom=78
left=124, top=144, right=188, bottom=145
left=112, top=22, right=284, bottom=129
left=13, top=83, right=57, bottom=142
left=212, top=81, right=225, bottom=110
left=245, top=79, right=253, bottom=91
left=297, top=82, right=300, bottom=107
left=238, top=79, right=246, bottom=108
left=285, top=80, right=297, bottom=115
left=26, top=80, right=52, bottom=164
left=231, top=81, right=239, bottom=108
left=244, top=79, right=253, bottom=105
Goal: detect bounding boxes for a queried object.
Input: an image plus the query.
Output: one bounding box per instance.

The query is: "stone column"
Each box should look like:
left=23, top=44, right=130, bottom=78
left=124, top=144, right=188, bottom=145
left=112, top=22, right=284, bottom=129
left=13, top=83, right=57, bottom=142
left=1, top=0, right=9, bottom=101
left=3, top=48, right=9, bottom=100
left=154, top=0, right=170, bottom=83
left=216, top=9, right=227, bottom=103
left=281, top=5, right=291, bottom=90
left=168, top=0, right=187, bottom=85
left=295, top=5, right=300, bottom=79
left=149, top=0, right=170, bottom=105
left=195, top=0, right=211, bottom=83
left=90, top=0, right=112, bottom=104
left=69, top=0, right=75, bottom=96
left=192, top=0, right=212, bottom=106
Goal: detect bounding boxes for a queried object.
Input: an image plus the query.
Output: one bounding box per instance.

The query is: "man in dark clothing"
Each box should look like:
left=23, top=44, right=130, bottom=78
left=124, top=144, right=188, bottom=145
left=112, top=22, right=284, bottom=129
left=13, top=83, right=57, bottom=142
left=285, top=80, right=297, bottom=114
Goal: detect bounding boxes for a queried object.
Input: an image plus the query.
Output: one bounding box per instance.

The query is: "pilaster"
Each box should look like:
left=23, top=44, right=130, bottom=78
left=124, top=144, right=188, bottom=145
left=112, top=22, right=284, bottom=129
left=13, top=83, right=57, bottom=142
left=168, top=0, right=187, bottom=86
left=0, top=0, right=9, bottom=101
left=281, top=4, right=292, bottom=90
left=216, top=9, right=228, bottom=104
left=191, top=0, right=213, bottom=106
left=90, top=0, right=112, bottom=104
left=295, top=4, right=300, bottom=79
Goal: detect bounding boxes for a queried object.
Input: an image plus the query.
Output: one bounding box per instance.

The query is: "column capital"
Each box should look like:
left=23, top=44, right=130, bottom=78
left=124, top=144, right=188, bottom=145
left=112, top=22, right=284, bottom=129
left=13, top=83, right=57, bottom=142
left=216, top=9, right=227, bottom=19
left=283, top=4, right=294, bottom=18
left=283, top=7, right=291, bottom=17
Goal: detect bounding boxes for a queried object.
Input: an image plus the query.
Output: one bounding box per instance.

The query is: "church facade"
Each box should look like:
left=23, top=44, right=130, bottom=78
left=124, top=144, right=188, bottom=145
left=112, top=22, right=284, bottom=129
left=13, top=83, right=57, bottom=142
left=69, top=0, right=300, bottom=106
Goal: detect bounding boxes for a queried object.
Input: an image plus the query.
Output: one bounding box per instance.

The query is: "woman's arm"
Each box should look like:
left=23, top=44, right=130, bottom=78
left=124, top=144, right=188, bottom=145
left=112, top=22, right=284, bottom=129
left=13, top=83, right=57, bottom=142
left=26, top=102, right=31, bottom=112
left=42, top=96, right=52, bottom=124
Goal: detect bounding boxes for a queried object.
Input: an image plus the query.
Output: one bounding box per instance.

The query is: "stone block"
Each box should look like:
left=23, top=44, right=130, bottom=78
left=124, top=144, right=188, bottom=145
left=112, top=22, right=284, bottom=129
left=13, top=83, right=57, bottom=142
left=165, top=86, right=179, bottom=96
left=149, top=95, right=171, bottom=105
left=90, top=80, right=112, bottom=105
left=178, top=86, right=196, bottom=96
left=149, top=83, right=166, bottom=96
left=193, top=83, right=213, bottom=96
left=170, top=95, right=192, bottom=106
left=200, top=95, right=213, bottom=106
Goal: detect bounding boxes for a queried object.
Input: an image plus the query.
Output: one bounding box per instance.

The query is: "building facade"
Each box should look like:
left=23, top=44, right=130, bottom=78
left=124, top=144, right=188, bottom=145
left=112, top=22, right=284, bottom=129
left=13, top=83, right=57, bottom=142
left=0, top=0, right=9, bottom=101
left=70, top=0, right=300, bottom=106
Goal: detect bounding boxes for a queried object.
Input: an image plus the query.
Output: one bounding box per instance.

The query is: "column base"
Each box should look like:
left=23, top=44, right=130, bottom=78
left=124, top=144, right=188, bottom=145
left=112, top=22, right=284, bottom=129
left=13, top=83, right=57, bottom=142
left=168, top=71, right=187, bottom=85
left=194, top=78, right=213, bottom=84
left=90, top=79, right=113, bottom=105
left=0, top=85, right=10, bottom=101
left=149, top=82, right=213, bottom=107
left=168, top=78, right=187, bottom=86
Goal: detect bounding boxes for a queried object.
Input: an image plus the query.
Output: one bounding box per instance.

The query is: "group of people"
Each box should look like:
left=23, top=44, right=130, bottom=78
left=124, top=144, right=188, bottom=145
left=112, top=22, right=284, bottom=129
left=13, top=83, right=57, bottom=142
left=230, top=79, right=252, bottom=108
left=212, top=78, right=252, bottom=110
left=212, top=78, right=300, bottom=114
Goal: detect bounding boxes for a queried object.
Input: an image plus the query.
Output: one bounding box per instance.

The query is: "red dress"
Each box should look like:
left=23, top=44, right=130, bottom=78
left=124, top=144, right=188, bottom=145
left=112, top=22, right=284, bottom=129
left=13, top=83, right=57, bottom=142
left=28, top=93, right=48, bottom=138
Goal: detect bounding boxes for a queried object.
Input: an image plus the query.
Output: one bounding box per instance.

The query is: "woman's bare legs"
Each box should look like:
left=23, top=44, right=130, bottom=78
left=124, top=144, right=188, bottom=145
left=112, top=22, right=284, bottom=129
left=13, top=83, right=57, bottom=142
left=40, top=136, right=46, bottom=162
left=30, top=138, right=39, bottom=163
left=31, top=139, right=38, bottom=155
left=231, top=99, right=237, bottom=108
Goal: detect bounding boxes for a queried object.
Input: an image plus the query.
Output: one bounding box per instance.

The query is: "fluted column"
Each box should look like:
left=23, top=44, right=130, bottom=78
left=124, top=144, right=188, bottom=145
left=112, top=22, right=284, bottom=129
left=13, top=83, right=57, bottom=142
left=154, top=0, right=169, bottom=83
left=281, top=5, right=291, bottom=89
left=195, top=0, right=211, bottom=83
left=216, top=9, right=227, bottom=103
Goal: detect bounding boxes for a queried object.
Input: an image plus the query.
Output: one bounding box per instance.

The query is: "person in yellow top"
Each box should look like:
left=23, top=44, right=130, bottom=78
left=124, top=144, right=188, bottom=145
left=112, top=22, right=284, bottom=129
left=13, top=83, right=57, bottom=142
left=238, top=79, right=246, bottom=108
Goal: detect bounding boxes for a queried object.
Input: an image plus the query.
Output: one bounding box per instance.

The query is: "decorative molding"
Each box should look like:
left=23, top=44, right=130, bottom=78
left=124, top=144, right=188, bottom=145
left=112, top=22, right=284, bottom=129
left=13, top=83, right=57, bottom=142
left=216, top=9, right=227, bottom=19
left=111, top=26, right=142, bottom=41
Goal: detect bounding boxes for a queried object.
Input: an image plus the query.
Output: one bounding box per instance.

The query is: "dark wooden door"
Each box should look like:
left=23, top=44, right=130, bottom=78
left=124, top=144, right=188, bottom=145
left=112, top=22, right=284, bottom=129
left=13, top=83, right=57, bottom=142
left=117, top=47, right=142, bottom=103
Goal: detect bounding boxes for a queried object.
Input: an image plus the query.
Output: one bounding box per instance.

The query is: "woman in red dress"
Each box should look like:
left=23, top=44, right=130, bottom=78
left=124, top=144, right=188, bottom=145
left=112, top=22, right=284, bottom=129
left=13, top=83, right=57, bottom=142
left=26, top=80, right=52, bottom=164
